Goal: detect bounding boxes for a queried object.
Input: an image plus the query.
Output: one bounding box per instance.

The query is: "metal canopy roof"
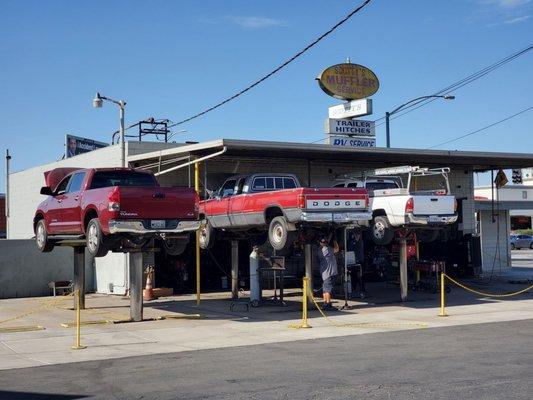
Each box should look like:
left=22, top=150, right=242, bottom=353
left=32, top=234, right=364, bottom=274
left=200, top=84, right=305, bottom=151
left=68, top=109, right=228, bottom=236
left=128, top=139, right=533, bottom=172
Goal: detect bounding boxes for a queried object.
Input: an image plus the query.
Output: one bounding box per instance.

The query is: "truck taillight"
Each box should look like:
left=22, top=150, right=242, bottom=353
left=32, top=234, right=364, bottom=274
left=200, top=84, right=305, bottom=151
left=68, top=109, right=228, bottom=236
left=454, top=198, right=458, bottom=212
left=298, top=194, right=306, bottom=209
left=405, top=198, right=414, bottom=214
left=108, top=187, right=120, bottom=212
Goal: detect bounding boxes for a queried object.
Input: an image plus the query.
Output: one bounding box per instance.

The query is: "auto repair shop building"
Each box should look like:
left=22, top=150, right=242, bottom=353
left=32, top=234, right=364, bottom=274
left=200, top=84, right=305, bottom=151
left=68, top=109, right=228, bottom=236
left=4, top=138, right=533, bottom=297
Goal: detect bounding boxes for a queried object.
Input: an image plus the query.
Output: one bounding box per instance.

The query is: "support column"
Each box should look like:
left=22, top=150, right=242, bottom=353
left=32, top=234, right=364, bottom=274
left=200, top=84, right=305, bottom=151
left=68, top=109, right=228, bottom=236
left=399, top=239, right=408, bottom=302
left=231, top=240, right=239, bottom=299
left=129, top=252, right=144, bottom=322
left=304, top=244, right=314, bottom=305
left=73, top=246, right=85, bottom=310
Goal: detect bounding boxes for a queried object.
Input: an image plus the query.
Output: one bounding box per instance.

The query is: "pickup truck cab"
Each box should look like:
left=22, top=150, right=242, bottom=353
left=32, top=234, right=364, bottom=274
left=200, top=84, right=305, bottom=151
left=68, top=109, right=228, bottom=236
left=34, top=167, right=200, bottom=257
left=199, top=173, right=371, bottom=255
left=334, top=166, right=457, bottom=245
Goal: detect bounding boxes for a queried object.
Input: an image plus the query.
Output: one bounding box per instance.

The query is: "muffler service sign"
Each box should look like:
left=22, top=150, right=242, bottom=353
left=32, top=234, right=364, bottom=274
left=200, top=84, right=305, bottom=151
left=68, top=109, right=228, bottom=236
left=317, top=63, right=379, bottom=100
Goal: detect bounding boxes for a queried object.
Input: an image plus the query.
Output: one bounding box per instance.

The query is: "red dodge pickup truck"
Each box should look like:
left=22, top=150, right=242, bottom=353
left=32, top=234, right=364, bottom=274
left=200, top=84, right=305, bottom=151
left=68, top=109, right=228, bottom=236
left=34, top=167, right=200, bottom=257
left=199, top=173, right=371, bottom=255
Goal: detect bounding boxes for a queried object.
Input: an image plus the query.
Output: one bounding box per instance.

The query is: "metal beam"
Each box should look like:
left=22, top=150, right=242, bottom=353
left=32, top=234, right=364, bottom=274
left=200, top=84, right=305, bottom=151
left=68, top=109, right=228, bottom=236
left=73, top=247, right=86, bottom=310
left=231, top=240, right=239, bottom=299
left=129, top=252, right=144, bottom=322
left=399, top=239, right=408, bottom=302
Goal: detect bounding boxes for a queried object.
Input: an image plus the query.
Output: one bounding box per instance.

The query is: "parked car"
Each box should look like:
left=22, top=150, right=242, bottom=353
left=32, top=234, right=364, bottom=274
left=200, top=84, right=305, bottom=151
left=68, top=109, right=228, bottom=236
left=199, top=173, right=372, bottom=255
left=511, top=234, right=533, bottom=250
left=34, top=167, right=200, bottom=257
left=334, top=166, right=458, bottom=245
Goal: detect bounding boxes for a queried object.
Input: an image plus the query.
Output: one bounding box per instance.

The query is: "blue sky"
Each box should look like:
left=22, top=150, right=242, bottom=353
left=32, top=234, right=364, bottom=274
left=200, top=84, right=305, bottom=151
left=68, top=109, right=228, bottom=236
left=1, top=0, right=532, bottom=189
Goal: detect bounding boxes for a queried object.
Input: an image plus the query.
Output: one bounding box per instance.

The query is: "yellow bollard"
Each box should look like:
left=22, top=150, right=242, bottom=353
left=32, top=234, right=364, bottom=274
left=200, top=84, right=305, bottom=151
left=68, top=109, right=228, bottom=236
left=299, top=277, right=312, bottom=329
left=72, top=290, right=86, bottom=349
left=438, top=272, right=448, bottom=317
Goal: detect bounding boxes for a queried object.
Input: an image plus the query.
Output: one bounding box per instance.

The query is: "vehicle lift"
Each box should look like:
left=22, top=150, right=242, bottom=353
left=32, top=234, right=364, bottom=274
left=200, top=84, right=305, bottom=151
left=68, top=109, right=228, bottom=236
left=57, top=238, right=151, bottom=322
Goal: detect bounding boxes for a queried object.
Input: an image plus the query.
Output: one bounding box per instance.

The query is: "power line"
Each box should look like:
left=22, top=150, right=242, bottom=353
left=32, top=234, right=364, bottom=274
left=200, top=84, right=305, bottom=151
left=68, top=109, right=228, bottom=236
left=374, top=44, right=533, bottom=126
left=168, top=0, right=373, bottom=129
left=426, top=106, right=533, bottom=149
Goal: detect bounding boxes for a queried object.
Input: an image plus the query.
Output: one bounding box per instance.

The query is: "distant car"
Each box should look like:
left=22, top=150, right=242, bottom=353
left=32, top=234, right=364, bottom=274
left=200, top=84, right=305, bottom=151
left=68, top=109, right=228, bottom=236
left=511, top=234, right=533, bottom=250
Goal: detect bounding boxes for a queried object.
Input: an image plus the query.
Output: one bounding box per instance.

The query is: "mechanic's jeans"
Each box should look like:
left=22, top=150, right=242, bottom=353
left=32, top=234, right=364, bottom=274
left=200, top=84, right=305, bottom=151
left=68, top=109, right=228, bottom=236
left=349, top=264, right=365, bottom=294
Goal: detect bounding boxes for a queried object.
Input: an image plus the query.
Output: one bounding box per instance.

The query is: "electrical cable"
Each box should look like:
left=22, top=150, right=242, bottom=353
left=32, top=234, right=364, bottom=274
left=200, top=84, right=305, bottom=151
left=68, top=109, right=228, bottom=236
left=167, top=0, right=373, bottom=129
left=374, top=44, right=533, bottom=126
left=426, top=106, right=533, bottom=149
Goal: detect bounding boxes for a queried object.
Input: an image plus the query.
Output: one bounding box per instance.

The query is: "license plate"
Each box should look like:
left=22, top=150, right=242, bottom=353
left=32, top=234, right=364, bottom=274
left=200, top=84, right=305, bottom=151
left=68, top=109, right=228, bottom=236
left=429, top=216, right=441, bottom=223
left=150, top=220, right=166, bottom=229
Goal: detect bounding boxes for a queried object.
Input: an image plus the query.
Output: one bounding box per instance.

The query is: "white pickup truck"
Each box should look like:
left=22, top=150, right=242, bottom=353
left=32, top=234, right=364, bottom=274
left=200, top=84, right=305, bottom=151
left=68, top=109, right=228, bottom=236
left=334, top=166, right=458, bottom=245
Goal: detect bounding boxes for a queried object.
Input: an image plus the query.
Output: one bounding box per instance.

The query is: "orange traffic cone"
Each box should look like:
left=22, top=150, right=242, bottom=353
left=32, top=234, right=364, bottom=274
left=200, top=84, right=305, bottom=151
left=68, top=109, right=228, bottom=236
left=143, top=266, right=155, bottom=301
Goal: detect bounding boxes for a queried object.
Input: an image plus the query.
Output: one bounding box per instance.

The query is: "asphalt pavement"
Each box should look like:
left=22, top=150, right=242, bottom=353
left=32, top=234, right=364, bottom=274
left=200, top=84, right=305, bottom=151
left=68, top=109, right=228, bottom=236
left=0, top=319, right=531, bottom=400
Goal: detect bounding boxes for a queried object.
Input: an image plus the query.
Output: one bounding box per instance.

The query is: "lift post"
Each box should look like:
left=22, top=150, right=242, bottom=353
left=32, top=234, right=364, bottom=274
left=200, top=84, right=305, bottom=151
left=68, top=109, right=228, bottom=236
left=399, top=238, right=408, bottom=302
left=129, top=251, right=146, bottom=322
left=304, top=244, right=314, bottom=306
left=231, top=240, right=239, bottom=299
left=72, top=246, right=86, bottom=310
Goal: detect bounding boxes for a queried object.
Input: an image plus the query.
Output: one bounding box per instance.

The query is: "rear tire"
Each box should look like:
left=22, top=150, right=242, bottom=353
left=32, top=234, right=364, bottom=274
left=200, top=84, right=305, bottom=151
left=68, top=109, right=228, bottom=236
left=86, top=218, right=109, bottom=258
left=530, top=243, right=533, bottom=250
left=370, top=216, right=394, bottom=246
left=417, top=229, right=440, bottom=243
left=268, top=216, right=295, bottom=256
left=35, top=219, right=54, bottom=253
left=199, top=221, right=215, bottom=250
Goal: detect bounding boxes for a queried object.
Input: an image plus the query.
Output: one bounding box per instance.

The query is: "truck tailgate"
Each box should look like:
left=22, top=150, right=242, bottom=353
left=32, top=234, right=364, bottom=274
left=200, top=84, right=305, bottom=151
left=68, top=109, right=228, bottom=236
left=413, top=195, right=455, bottom=215
left=302, top=188, right=368, bottom=211
left=117, top=187, right=197, bottom=220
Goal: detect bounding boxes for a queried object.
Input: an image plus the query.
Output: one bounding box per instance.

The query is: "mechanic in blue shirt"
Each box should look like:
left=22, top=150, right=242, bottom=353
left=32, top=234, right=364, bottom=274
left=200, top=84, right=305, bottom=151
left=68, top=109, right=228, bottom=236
left=317, top=236, right=339, bottom=310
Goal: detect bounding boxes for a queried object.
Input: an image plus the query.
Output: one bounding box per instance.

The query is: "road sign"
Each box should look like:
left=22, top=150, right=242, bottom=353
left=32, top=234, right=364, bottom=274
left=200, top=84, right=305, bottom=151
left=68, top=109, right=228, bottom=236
left=328, top=99, right=372, bottom=119
left=327, top=135, right=376, bottom=148
left=325, top=119, right=375, bottom=136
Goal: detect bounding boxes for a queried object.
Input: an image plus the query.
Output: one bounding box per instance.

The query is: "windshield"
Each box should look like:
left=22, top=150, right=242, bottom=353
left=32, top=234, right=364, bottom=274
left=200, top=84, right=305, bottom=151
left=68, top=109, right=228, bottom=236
left=90, top=171, right=156, bottom=189
left=366, top=181, right=399, bottom=191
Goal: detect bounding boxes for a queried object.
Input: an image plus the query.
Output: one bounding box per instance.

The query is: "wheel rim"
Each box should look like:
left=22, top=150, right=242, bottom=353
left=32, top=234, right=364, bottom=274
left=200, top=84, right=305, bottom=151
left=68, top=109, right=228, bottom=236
left=87, top=224, right=98, bottom=252
left=271, top=222, right=285, bottom=245
left=373, top=221, right=385, bottom=239
left=36, top=223, right=45, bottom=248
left=199, top=226, right=208, bottom=247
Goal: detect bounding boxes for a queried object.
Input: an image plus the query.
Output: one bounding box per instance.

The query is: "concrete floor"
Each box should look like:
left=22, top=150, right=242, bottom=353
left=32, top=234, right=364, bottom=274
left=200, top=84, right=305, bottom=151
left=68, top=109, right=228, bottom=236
left=1, top=271, right=532, bottom=371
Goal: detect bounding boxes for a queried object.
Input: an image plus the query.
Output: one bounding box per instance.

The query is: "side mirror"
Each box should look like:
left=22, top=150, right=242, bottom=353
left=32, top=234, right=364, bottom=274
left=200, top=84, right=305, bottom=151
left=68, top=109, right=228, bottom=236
left=40, top=186, right=53, bottom=196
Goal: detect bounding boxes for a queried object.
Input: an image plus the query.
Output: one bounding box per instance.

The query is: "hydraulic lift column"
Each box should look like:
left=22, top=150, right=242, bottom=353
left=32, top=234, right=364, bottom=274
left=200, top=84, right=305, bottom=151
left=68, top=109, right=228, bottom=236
left=231, top=240, right=239, bottom=299
left=129, top=251, right=146, bottom=322
left=399, top=238, right=408, bottom=302
left=72, top=246, right=86, bottom=310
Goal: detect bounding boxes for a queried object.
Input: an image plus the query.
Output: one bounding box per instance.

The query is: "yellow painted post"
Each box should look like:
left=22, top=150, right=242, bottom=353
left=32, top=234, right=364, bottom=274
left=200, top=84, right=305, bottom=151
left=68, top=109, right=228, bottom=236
left=438, top=272, right=448, bottom=317
left=195, top=161, right=201, bottom=306
left=299, top=277, right=311, bottom=329
left=72, top=290, right=86, bottom=350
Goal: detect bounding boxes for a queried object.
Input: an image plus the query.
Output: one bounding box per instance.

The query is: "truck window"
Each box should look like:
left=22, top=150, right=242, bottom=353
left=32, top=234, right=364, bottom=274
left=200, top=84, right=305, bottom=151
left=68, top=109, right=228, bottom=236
left=283, top=178, right=296, bottom=189
left=275, top=177, right=283, bottom=189
left=265, top=178, right=274, bottom=190
left=219, top=179, right=236, bottom=197
left=67, top=172, right=86, bottom=193
left=366, top=181, right=398, bottom=191
left=253, top=178, right=266, bottom=190
left=55, top=176, right=71, bottom=195
left=90, top=171, right=156, bottom=189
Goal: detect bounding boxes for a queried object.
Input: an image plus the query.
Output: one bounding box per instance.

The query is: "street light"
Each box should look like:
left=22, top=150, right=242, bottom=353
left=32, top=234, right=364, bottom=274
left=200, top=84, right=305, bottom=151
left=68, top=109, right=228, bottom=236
left=385, top=95, right=455, bottom=148
left=93, top=92, right=127, bottom=167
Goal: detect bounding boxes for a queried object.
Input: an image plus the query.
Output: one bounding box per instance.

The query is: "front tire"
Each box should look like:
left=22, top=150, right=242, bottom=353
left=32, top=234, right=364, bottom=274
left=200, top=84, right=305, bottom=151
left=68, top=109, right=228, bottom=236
left=35, top=219, right=54, bottom=252
left=268, top=216, right=295, bottom=256
left=370, top=216, right=394, bottom=246
left=163, top=237, right=189, bottom=256
left=86, top=218, right=109, bottom=258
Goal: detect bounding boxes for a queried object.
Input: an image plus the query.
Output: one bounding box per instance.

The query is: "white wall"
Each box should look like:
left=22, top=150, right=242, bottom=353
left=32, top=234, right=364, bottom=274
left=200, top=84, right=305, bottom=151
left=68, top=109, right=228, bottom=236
left=475, top=185, right=533, bottom=201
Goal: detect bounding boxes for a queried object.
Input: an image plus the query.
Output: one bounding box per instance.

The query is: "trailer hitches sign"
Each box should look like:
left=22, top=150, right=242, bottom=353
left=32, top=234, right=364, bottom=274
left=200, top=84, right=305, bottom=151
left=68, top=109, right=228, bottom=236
left=317, top=63, right=379, bottom=100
